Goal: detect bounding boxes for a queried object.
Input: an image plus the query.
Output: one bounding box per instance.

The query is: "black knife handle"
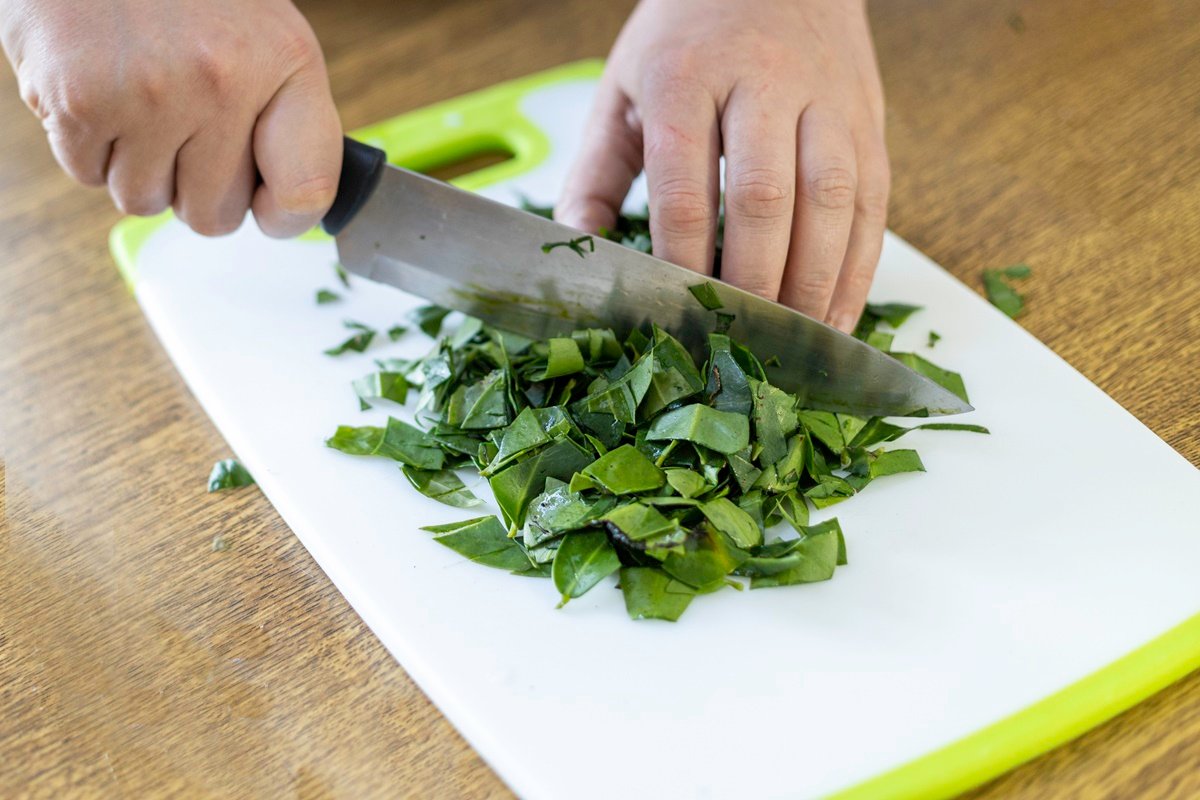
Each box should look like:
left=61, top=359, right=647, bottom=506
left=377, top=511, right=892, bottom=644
left=322, top=137, right=388, bottom=236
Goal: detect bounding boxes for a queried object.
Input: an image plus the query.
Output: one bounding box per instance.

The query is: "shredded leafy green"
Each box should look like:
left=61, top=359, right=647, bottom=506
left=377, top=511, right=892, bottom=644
left=316, top=289, right=341, bottom=305
left=928, top=331, right=941, bottom=348
left=410, top=305, right=452, bottom=338
left=541, top=235, right=596, bottom=257
left=335, top=262, right=351, bottom=288
left=207, top=459, right=255, bottom=492
left=984, top=264, right=1032, bottom=318
left=318, top=205, right=987, bottom=621
left=325, top=320, right=376, bottom=356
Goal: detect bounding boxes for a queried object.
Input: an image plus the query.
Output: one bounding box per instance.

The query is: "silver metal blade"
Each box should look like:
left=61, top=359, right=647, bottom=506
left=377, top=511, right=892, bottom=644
left=335, top=165, right=972, bottom=418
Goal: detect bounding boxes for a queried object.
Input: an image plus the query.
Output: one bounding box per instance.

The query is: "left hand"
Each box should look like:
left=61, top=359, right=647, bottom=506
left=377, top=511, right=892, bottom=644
left=555, top=0, right=889, bottom=333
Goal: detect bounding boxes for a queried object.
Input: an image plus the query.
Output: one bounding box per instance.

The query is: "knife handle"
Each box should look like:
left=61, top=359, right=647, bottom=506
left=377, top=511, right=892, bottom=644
left=322, top=137, right=388, bottom=236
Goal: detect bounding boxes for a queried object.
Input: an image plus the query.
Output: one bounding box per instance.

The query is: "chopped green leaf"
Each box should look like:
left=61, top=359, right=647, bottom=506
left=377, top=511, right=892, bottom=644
left=402, top=466, right=482, bottom=508
left=620, top=567, right=696, bottom=621
left=552, top=530, right=621, bottom=606
left=541, top=235, right=595, bottom=257
left=324, top=320, right=376, bottom=356
left=984, top=264, right=1032, bottom=318
left=580, top=444, right=665, bottom=495
left=410, top=305, right=452, bottom=337
left=207, top=459, right=255, bottom=492
left=316, top=288, right=341, bottom=304
left=928, top=330, right=941, bottom=348
left=334, top=262, right=351, bottom=288
left=422, top=516, right=532, bottom=571
left=688, top=281, right=724, bottom=310
left=388, top=325, right=408, bottom=341
left=352, top=371, right=409, bottom=410
left=646, top=404, right=750, bottom=455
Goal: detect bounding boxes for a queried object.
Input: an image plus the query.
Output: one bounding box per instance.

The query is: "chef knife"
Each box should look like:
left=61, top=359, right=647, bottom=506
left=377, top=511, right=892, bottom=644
left=322, top=138, right=971, bottom=418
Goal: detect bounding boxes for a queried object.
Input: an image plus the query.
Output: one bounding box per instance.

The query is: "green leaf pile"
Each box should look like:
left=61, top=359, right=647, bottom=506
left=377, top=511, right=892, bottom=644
left=321, top=205, right=987, bottom=621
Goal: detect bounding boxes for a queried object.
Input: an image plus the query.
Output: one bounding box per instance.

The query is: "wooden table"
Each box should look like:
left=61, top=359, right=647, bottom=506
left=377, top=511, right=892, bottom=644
left=2, top=0, right=1197, bottom=796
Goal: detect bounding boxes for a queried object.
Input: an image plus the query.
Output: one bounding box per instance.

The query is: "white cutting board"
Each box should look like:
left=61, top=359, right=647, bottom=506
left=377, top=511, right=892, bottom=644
left=111, top=62, right=1200, bottom=800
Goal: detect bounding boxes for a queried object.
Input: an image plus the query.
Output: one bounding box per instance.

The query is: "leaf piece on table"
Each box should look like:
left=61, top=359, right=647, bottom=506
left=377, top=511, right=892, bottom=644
left=316, top=288, right=340, bottom=304
left=890, top=352, right=970, bottom=404
left=207, top=459, right=255, bottom=492
left=984, top=264, right=1032, bottom=318
left=699, top=497, right=762, bottom=548
left=737, top=518, right=843, bottom=587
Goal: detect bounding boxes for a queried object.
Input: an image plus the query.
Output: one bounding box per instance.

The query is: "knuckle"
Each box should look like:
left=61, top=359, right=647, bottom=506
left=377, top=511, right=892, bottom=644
left=189, top=43, right=239, bottom=101
left=276, top=174, right=337, bottom=216
left=113, top=191, right=169, bottom=218
left=725, top=167, right=793, bottom=223
left=651, top=176, right=714, bottom=236
left=856, top=188, right=889, bottom=224
left=54, top=79, right=102, bottom=123
left=802, top=164, right=858, bottom=211
left=181, top=209, right=242, bottom=237
left=277, top=29, right=322, bottom=69
left=732, top=275, right=780, bottom=301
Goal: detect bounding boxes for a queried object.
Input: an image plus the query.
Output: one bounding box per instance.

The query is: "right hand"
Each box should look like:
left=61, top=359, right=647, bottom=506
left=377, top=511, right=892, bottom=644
left=0, top=0, right=343, bottom=237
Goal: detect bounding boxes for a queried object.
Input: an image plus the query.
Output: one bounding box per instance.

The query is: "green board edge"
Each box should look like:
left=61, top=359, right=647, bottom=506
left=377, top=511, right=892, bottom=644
left=829, top=610, right=1200, bottom=799
left=109, top=58, right=604, bottom=289
left=105, top=56, right=1200, bottom=800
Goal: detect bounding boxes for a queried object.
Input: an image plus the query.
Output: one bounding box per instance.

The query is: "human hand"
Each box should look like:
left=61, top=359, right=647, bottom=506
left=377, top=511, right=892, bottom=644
left=556, top=0, right=889, bottom=332
left=0, top=0, right=342, bottom=237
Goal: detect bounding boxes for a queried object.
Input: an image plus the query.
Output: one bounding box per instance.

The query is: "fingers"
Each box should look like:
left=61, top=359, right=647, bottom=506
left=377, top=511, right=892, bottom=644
left=173, top=117, right=256, bottom=236
left=251, top=63, right=342, bottom=239
left=556, top=77, right=643, bottom=234
left=778, top=108, right=857, bottom=320
left=640, top=75, right=721, bottom=275
left=105, top=134, right=179, bottom=217
left=719, top=86, right=799, bottom=300
left=825, top=135, right=890, bottom=332
left=44, top=123, right=113, bottom=187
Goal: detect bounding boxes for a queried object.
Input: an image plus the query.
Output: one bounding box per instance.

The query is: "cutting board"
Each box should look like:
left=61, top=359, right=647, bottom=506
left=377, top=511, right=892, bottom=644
left=110, top=61, right=1200, bottom=800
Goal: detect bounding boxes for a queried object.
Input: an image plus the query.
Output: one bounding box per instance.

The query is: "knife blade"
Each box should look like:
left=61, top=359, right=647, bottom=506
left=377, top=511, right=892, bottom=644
left=323, top=138, right=971, bottom=418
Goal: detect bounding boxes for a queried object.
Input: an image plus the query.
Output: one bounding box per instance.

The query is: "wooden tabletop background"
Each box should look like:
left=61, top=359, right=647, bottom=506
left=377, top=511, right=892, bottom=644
left=2, top=0, right=1198, bottom=797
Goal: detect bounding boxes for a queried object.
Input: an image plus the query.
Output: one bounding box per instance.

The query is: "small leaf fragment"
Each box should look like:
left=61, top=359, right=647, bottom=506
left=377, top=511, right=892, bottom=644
left=207, top=459, right=255, bottom=492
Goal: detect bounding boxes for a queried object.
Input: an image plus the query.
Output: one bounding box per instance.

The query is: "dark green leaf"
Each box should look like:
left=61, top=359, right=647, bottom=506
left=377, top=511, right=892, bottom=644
left=552, top=530, right=620, bottom=605
left=646, top=404, right=750, bottom=455
left=207, top=459, right=255, bottom=492
left=388, top=325, right=408, bottom=341
left=662, top=525, right=747, bottom=591
left=619, top=567, right=696, bottom=621
left=751, top=380, right=799, bottom=465
left=422, top=515, right=532, bottom=571
left=983, top=266, right=1031, bottom=318
left=599, top=502, right=680, bottom=542
left=324, top=320, right=376, bottom=356
left=402, top=466, right=482, bottom=508
left=891, top=353, right=970, bottom=404
left=541, top=235, right=595, bottom=257
left=866, top=302, right=922, bottom=328
left=928, top=331, right=941, bottom=348
left=738, top=519, right=842, bottom=587
left=538, top=337, right=585, bottom=380
left=706, top=334, right=752, bottom=415
left=316, top=288, right=340, bottom=304
left=334, top=262, right=350, bottom=288
left=489, top=438, right=593, bottom=529
left=664, top=468, right=708, bottom=499
left=688, top=281, right=724, bottom=310
left=326, top=417, right=444, bottom=469
left=699, top=497, right=762, bottom=548
left=580, top=444, right=665, bottom=495
left=447, top=370, right=511, bottom=430
left=352, top=371, right=409, bottom=410
left=410, top=305, right=452, bottom=337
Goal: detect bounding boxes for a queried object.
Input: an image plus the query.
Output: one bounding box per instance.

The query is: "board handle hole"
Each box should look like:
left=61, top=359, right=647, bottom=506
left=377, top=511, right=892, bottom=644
left=417, top=145, right=516, bottom=183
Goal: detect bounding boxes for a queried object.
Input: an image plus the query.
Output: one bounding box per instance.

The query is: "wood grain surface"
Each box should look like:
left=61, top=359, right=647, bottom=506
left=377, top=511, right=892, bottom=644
left=1, top=1, right=1197, bottom=797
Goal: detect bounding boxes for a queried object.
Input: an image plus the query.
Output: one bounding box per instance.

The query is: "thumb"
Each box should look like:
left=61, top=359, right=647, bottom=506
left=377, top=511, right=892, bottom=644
left=251, top=64, right=343, bottom=239
left=555, top=78, right=643, bottom=234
